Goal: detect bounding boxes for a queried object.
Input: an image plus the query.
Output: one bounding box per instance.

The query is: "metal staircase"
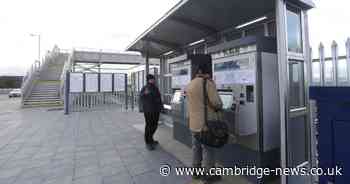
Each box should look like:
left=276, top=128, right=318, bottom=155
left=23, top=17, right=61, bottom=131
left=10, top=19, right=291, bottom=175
left=22, top=46, right=69, bottom=108
left=23, top=80, right=62, bottom=107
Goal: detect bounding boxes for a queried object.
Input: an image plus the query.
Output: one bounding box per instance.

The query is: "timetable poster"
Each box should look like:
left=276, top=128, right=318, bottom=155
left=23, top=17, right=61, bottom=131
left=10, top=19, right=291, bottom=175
left=114, top=74, right=125, bottom=92
left=70, top=73, right=83, bottom=92
left=100, top=74, right=112, bottom=92
left=85, top=73, right=99, bottom=92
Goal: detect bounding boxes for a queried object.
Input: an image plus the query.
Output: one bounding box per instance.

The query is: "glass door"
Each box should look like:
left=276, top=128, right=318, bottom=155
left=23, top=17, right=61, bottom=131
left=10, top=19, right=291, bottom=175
left=285, top=4, right=311, bottom=184
left=287, top=59, right=310, bottom=184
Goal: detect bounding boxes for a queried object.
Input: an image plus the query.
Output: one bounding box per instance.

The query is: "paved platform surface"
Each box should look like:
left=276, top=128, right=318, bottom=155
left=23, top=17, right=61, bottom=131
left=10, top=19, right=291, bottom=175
left=0, top=95, right=192, bottom=184
left=0, top=95, right=280, bottom=184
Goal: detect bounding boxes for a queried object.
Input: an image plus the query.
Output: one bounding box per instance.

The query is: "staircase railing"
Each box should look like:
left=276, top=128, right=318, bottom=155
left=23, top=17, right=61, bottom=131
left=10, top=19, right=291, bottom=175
left=21, top=61, right=40, bottom=106
left=59, top=50, right=73, bottom=101
left=21, top=49, right=60, bottom=106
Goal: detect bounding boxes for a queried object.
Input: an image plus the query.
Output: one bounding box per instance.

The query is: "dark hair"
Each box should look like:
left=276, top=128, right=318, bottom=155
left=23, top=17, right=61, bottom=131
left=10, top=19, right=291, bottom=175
left=146, top=74, right=155, bottom=81
left=194, top=64, right=209, bottom=75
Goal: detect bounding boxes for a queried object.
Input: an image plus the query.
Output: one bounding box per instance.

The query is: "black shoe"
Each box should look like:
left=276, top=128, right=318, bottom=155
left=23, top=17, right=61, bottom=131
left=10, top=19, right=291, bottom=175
left=203, top=175, right=222, bottom=182
left=151, top=140, right=159, bottom=146
left=146, top=144, right=155, bottom=151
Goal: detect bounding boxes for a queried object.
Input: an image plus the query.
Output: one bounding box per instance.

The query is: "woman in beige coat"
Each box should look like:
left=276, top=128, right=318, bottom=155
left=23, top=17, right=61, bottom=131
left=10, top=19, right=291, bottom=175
left=186, top=68, right=223, bottom=182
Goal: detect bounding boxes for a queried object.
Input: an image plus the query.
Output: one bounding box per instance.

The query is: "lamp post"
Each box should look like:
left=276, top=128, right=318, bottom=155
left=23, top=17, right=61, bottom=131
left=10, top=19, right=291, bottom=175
left=30, top=33, right=41, bottom=70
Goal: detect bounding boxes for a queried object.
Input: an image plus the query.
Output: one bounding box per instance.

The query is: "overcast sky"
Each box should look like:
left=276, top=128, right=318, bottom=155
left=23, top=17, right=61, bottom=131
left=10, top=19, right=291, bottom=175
left=0, top=0, right=348, bottom=75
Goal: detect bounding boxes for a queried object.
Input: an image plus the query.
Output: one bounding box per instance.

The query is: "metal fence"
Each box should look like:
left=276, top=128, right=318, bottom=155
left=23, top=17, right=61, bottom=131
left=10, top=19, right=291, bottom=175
left=311, top=39, right=350, bottom=86
left=64, top=72, right=129, bottom=114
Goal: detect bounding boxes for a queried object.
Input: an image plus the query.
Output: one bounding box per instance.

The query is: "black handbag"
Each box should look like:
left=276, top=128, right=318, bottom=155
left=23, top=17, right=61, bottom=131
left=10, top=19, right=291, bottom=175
left=195, top=78, right=229, bottom=148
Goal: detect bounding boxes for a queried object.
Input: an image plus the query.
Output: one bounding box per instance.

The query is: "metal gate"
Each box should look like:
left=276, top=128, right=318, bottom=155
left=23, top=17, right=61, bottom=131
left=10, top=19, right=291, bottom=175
left=64, top=72, right=128, bottom=114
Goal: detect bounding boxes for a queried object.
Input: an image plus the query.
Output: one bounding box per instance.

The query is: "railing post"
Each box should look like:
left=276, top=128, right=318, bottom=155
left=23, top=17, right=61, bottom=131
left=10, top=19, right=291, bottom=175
left=125, top=74, right=128, bottom=111
left=131, top=91, right=134, bottom=110
left=64, top=72, right=70, bottom=115
left=331, top=41, right=339, bottom=86
left=319, top=43, right=325, bottom=86
left=346, top=38, right=350, bottom=86
left=309, top=47, right=314, bottom=85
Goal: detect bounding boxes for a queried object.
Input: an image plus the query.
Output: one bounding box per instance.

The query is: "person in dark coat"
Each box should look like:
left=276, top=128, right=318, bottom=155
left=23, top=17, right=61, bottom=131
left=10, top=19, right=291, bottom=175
left=140, top=74, right=163, bottom=150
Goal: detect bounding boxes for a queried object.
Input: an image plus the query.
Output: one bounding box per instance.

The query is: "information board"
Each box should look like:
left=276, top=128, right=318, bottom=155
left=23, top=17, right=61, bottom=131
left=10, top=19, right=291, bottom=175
left=85, top=73, right=98, bottom=92
left=171, top=68, right=190, bottom=89
left=213, top=58, right=255, bottom=85
left=100, top=74, right=112, bottom=92
left=114, top=74, right=125, bottom=91
left=70, top=73, right=83, bottom=92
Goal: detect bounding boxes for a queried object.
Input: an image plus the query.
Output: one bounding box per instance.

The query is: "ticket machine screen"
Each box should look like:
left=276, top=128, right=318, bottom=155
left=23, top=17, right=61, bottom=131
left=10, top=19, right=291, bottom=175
left=220, top=93, right=233, bottom=110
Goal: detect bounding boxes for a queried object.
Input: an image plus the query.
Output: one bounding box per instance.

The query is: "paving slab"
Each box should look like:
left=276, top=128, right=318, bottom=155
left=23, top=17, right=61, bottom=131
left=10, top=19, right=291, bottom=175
left=1, top=95, right=274, bottom=184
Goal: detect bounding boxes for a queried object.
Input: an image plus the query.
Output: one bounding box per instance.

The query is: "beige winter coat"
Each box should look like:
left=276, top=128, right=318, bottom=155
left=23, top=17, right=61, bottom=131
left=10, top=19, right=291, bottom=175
left=186, top=77, right=223, bottom=132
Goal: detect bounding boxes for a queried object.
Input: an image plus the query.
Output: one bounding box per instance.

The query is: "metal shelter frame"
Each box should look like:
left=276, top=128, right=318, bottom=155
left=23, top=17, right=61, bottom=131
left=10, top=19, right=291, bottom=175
left=126, top=0, right=315, bottom=183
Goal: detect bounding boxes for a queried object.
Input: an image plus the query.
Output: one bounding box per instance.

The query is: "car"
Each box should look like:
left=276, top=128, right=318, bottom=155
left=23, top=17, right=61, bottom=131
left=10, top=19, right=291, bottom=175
left=8, top=89, right=21, bottom=98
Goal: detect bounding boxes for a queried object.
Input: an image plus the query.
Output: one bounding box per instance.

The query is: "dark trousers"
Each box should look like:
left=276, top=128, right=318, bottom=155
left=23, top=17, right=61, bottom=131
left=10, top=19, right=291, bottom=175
left=144, top=112, right=160, bottom=144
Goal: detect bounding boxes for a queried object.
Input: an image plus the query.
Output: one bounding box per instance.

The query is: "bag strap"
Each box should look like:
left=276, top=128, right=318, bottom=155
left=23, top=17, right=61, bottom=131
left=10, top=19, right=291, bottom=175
left=202, top=78, right=208, bottom=127
left=202, top=79, right=223, bottom=124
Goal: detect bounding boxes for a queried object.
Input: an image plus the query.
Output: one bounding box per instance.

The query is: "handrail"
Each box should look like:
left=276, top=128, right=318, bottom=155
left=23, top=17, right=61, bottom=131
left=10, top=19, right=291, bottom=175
left=21, top=62, right=40, bottom=105
left=59, top=51, right=73, bottom=100
left=21, top=49, right=61, bottom=106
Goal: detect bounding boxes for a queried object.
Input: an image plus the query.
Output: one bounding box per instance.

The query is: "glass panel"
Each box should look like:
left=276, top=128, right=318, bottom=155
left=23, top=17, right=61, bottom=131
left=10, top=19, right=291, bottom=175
left=289, top=61, right=305, bottom=109
left=324, top=60, right=334, bottom=83
left=287, top=115, right=308, bottom=167
left=338, top=58, right=348, bottom=82
left=311, top=61, right=321, bottom=83
left=287, top=6, right=303, bottom=53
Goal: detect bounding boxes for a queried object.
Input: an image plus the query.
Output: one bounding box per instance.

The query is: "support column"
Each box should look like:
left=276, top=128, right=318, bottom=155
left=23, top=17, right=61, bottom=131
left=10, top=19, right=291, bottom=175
left=145, top=51, right=150, bottom=76
left=303, top=10, right=314, bottom=184
left=159, top=57, right=165, bottom=98
left=125, top=74, right=128, bottom=111
left=276, top=1, right=289, bottom=184
left=64, top=72, right=70, bottom=115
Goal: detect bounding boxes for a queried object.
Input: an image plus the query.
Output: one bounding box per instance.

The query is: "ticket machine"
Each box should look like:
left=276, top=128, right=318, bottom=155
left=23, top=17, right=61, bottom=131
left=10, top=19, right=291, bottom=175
left=169, top=57, right=191, bottom=146
left=170, top=36, right=280, bottom=183
left=209, top=36, right=280, bottom=182
left=170, top=54, right=212, bottom=147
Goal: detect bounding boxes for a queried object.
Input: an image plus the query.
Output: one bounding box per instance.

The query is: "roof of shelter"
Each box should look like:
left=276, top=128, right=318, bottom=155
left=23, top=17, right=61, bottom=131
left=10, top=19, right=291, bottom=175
left=72, top=50, right=159, bottom=65
left=126, top=0, right=315, bottom=58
